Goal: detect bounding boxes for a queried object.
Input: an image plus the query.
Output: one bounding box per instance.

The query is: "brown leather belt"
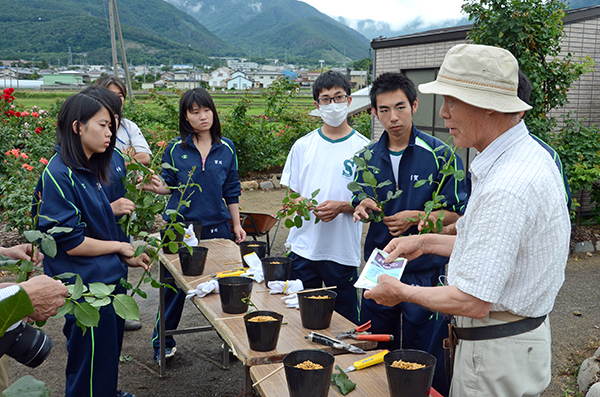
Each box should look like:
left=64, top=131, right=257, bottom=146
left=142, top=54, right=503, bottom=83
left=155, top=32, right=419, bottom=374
left=452, top=314, right=546, bottom=341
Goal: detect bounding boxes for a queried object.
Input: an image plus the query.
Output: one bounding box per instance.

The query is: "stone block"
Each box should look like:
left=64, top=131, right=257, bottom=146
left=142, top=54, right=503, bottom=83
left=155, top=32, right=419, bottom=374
left=574, top=241, right=595, bottom=253
left=579, top=356, right=600, bottom=392
left=241, top=180, right=259, bottom=191
left=587, top=382, right=600, bottom=397
left=259, top=181, right=275, bottom=190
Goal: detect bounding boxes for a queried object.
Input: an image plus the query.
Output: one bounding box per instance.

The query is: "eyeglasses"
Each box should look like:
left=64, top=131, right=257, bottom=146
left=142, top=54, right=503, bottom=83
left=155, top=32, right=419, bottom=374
left=316, top=94, right=349, bottom=105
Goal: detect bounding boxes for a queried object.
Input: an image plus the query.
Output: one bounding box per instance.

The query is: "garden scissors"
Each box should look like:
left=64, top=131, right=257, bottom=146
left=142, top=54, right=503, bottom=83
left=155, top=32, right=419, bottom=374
left=335, top=320, right=394, bottom=342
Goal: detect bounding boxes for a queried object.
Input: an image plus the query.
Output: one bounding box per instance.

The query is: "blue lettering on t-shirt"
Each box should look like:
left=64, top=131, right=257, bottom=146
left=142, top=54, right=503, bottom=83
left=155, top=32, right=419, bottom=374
left=342, top=159, right=355, bottom=178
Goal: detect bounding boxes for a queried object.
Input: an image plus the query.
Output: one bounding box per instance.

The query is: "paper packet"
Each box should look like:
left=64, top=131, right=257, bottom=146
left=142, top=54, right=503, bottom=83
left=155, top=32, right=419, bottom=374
left=354, top=248, right=408, bottom=290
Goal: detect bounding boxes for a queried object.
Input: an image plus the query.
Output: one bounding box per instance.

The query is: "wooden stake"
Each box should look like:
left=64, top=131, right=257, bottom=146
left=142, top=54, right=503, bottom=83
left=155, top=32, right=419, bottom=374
left=298, top=286, right=337, bottom=294
left=252, top=365, right=284, bottom=387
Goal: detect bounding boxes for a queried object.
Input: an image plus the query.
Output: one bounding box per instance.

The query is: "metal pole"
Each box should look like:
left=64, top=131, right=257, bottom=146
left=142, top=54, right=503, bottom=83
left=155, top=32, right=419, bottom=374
left=112, top=0, right=133, bottom=103
left=108, top=0, right=118, bottom=77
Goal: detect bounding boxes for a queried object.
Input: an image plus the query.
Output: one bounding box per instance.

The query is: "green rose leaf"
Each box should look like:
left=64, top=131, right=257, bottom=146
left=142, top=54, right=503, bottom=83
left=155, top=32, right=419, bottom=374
left=71, top=275, right=85, bottom=301
left=40, top=235, right=57, bottom=259
left=88, top=282, right=115, bottom=296
left=310, top=189, right=320, bottom=199
left=0, top=287, right=34, bottom=337
left=2, top=375, right=51, bottom=397
left=161, top=162, right=179, bottom=172
left=414, top=179, right=428, bottom=188
left=353, top=156, right=366, bottom=168
left=54, top=300, right=74, bottom=318
left=376, top=180, right=392, bottom=189
left=113, top=294, right=140, bottom=321
left=331, top=365, right=356, bottom=395
left=73, top=301, right=100, bottom=328
left=47, top=226, right=73, bottom=235
left=285, top=218, right=294, bottom=228
left=85, top=296, right=111, bottom=308
left=134, top=245, right=146, bottom=258
left=363, top=171, right=377, bottom=186
left=289, top=192, right=300, bottom=199
left=23, top=230, right=43, bottom=243
left=347, top=181, right=361, bottom=192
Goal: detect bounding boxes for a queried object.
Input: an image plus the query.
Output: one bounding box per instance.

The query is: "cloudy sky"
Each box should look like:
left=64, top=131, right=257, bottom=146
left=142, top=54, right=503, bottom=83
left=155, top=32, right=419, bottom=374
left=300, top=0, right=466, bottom=31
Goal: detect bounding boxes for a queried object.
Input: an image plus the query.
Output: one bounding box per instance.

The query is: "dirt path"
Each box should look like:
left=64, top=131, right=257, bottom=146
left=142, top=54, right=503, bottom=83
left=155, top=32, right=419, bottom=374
left=5, top=187, right=600, bottom=396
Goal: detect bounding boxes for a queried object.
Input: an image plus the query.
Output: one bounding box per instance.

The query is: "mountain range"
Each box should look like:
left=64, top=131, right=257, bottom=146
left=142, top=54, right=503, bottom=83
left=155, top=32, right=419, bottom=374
left=163, top=0, right=370, bottom=62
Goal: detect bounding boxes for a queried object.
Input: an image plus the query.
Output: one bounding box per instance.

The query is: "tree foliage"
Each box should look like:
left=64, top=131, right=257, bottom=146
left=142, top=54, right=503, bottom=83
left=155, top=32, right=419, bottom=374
left=462, top=0, right=594, bottom=141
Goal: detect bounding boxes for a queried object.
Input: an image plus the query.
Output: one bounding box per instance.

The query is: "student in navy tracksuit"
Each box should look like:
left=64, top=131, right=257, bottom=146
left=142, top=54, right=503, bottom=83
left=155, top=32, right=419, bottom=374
left=34, top=91, right=150, bottom=397
left=149, top=87, right=246, bottom=361
left=352, top=73, right=469, bottom=395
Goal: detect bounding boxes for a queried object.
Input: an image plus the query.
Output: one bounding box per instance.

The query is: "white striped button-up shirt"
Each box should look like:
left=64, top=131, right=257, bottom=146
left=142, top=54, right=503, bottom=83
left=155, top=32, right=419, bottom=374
left=448, top=121, right=570, bottom=317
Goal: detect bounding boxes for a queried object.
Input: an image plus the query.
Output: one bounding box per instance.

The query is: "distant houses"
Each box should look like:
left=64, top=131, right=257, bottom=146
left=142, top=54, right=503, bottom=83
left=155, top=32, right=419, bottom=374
left=0, top=57, right=370, bottom=93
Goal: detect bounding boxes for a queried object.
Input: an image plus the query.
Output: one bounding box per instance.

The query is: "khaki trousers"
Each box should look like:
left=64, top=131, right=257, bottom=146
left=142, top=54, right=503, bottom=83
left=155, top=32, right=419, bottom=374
left=0, top=355, right=9, bottom=393
left=450, top=315, right=551, bottom=397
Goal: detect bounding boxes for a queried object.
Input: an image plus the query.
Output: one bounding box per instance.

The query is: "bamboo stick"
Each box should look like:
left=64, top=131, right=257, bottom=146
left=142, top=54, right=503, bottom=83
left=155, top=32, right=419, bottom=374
left=252, top=365, right=284, bottom=387
left=297, top=286, right=337, bottom=294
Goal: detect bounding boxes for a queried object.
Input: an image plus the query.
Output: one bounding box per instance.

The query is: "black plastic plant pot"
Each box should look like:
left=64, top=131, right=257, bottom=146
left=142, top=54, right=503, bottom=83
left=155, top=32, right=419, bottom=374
left=178, top=246, right=208, bottom=276
left=239, top=241, right=268, bottom=265
left=283, top=349, right=334, bottom=397
left=218, top=276, right=254, bottom=314
left=243, top=310, right=283, bottom=351
left=297, top=290, right=337, bottom=330
left=384, top=349, right=437, bottom=397
left=260, top=256, right=292, bottom=285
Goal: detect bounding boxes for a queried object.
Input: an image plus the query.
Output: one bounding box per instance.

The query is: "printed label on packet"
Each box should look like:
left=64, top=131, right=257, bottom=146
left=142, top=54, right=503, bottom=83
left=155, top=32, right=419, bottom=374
left=354, top=248, right=408, bottom=290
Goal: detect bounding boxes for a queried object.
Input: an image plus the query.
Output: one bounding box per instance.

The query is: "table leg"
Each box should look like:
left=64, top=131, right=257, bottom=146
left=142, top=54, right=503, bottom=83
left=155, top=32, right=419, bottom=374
left=159, top=260, right=167, bottom=377
left=222, top=342, right=230, bottom=369
left=244, top=365, right=258, bottom=396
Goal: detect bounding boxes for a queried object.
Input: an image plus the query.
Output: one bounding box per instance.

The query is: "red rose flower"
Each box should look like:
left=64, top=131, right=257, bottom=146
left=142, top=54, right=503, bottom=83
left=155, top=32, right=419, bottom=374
left=20, top=153, right=28, bottom=159
left=14, top=112, right=21, bottom=117
left=7, top=88, right=14, bottom=94
left=35, top=127, right=42, bottom=134
left=8, top=110, right=14, bottom=117
left=21, top=163, right=29, bottom=169
left=27, top=165, right=33, bottom=171
left=39, top=158, right=48, bottom=166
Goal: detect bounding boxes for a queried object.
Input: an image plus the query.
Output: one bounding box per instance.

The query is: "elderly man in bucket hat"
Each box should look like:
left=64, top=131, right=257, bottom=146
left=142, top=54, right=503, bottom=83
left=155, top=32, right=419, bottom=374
left=364, top=44, right=571, bottom=396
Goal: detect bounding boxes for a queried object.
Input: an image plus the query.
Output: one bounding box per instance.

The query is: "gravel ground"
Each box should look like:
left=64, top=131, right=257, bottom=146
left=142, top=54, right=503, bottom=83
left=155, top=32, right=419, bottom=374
left=2, top=187, right=599, bottom=396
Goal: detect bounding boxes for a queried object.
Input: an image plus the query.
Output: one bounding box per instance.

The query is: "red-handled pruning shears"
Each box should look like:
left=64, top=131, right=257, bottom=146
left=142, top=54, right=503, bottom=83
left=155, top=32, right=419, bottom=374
left=334, top=320, right=394, bottom=342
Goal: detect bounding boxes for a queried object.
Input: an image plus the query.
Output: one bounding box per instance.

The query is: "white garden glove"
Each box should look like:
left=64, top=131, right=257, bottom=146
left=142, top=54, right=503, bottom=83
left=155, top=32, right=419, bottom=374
left=268, top=279, right=304, bottom=295
left=241, top=252, right=264, bottom=283
left=183, top=224, right=198, bottom=247
left=282, top=293, right=299, bottom=309
left=186, top=280, right=219, bottom=299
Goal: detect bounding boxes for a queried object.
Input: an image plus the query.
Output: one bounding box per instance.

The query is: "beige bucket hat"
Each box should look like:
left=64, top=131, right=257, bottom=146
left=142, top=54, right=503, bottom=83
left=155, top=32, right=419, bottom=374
left=419, top=44, right=532, bottom=113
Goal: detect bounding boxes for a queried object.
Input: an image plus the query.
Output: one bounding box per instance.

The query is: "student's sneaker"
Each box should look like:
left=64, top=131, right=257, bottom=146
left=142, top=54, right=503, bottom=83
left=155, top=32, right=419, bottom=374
left=116, top=391, right=136, bottom=397
left=153, top=347, right=177, bottom=364
left=124, top=320, right=142, bottom=331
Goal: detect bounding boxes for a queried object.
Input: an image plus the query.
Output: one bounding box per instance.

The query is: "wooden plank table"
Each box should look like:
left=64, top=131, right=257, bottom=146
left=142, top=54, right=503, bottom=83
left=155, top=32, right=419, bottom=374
left=249, top=349, right=443, bottom=397
left=157, top=239, right=377, bottom=393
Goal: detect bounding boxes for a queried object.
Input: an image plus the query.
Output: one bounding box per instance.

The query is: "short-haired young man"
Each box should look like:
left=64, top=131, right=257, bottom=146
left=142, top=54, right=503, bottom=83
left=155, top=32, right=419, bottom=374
left=281, top=71, right=369, bottom=324
left=352, top=72, right=469, bottom=394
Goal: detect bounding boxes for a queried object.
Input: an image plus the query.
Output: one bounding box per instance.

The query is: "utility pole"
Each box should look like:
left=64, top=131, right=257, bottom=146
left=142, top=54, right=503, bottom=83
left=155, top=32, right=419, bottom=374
left=108, top=0, right=118, bottom=76
left=112, top=0, right=133, bottom=101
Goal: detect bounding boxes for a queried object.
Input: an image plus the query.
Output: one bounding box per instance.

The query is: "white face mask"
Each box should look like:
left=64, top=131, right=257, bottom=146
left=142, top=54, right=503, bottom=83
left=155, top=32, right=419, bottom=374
left=319, top=102, right=349, bottom=128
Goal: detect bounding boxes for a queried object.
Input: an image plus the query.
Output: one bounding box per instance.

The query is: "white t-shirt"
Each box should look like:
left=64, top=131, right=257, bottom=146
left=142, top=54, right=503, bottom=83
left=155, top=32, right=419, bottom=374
left=448, top=121, right=570, bottom=317
left=389, top=149, right=404, bottom=185
left=281, top=128, right=369, bottom=267
left=116, top=118, right=152, bottom=154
